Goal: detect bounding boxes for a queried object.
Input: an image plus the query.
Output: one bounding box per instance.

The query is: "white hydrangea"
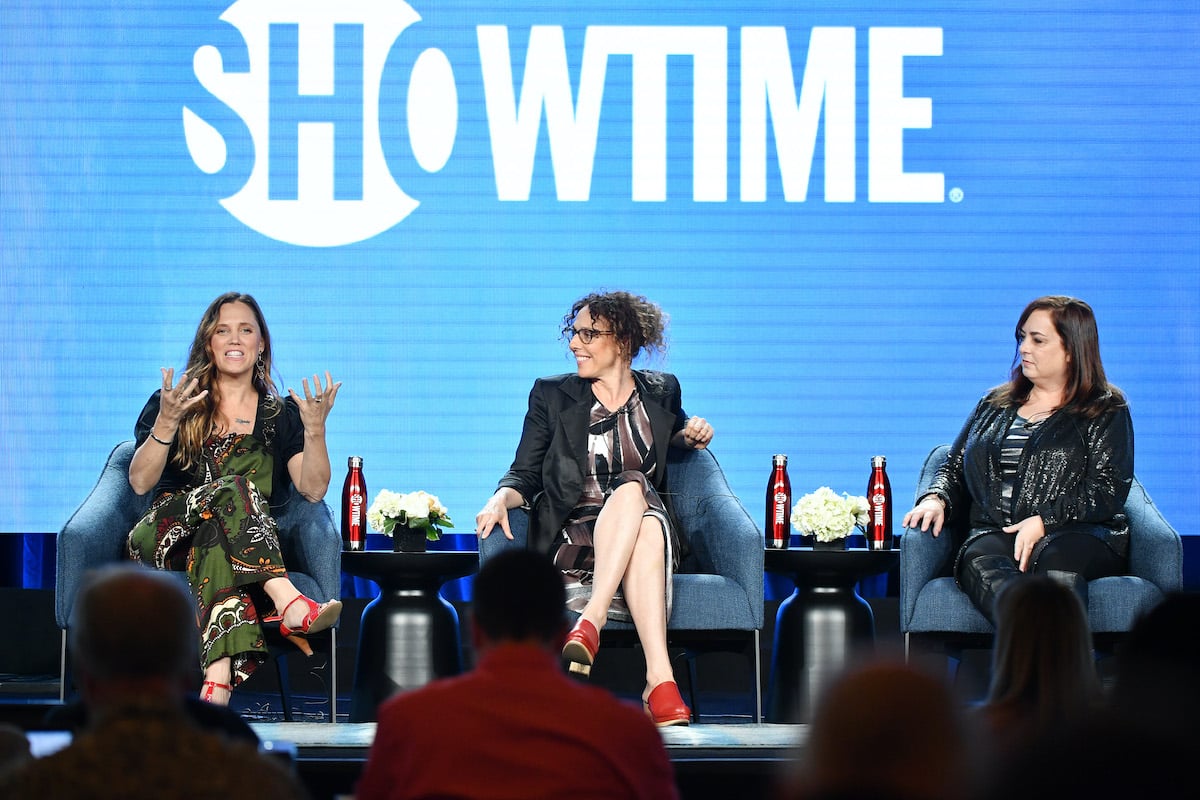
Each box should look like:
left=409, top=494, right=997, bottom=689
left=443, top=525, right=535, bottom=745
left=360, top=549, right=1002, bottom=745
left=791, top=486, right=870, bottom=542
left=368, top=489, right=453, bottom=537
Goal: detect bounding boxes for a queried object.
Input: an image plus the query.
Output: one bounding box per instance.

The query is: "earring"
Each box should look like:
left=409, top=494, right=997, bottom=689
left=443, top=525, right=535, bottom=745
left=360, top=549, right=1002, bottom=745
left=255, top=353, right=266, bottom=385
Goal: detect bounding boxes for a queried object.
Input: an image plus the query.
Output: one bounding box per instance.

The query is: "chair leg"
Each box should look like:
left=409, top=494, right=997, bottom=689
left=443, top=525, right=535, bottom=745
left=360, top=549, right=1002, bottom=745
left=328, top=626, right=338, bottom=723
left=59, top=629, right=69, bottom=704
left=752, top=629, right=762, bottom=724
left=678, top=651, right=701, bottom=721
left=275, top=652, right=294, bottom=722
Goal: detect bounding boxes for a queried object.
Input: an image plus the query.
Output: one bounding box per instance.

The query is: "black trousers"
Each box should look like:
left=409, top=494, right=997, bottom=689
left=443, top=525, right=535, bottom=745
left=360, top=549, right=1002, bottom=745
left=955, top=529, right=1124, bottom=623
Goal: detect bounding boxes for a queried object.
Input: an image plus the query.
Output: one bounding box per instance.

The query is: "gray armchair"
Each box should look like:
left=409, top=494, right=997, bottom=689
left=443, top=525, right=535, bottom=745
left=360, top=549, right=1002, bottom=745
left=900, top=444, right=1182, bottom=654
left=56, top=441, right=343, bottom=719
left=479, top=447, right=765, bottom=721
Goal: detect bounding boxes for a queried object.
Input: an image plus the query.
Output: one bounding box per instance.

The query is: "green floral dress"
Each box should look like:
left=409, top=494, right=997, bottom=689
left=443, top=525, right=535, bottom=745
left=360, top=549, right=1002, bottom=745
left=128, top=431, right=290, bottom=686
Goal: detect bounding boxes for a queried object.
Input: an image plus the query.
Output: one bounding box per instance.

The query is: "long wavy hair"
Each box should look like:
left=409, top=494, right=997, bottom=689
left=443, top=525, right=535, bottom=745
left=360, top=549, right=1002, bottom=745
left=173, top=292, right=279, bottom=470
left=562, top=290, right=668, bottom=364
left=989, top=295, right=1125, bottom=419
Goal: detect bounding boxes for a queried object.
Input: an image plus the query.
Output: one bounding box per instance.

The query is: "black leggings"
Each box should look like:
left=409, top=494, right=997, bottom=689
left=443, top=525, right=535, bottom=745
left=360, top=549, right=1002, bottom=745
left=959, top=529, right=1125, bottom=580
left=955, top=529, right=1124, bottom=622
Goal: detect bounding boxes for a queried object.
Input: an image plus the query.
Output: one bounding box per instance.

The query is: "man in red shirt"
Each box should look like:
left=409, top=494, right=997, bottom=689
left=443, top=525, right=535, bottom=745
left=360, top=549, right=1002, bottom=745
left=355, top=549, right=679, bottom=800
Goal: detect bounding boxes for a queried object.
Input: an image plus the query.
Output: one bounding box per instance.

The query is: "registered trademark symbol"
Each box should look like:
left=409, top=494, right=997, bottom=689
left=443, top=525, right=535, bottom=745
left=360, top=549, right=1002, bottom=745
left=949, top=187, right=964, bottom=203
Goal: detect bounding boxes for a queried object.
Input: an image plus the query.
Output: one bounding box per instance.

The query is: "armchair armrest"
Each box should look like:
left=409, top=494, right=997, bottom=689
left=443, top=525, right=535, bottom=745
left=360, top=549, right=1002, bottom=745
left=56, top=442, right=148, bottom=628
left=899, top=525, right=952, bottom=631
left=899, top=444, right=957, bottom=632
left=1124, top=478, right=1184, bottom=593
left=274, top=491, right=343, bottom=603
left=478, top=508, right=529, bottom=565
left=667, top=449, right=764, bottom=628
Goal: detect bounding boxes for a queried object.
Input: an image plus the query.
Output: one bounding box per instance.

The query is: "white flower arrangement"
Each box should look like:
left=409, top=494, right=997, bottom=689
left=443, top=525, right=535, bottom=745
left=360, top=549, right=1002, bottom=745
left=791, top=486, right=870, bottom=542
left=367, top=489, right=454, bottom=541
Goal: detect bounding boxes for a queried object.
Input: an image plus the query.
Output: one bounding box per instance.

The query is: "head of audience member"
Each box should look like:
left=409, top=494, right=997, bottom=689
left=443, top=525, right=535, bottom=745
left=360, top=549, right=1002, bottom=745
left=1109, top=591, right=1200, bottom=745
left=985, top=574, right=1098, bottom=735
left=780, top=661, right=971, bottom=800
left=471, top=549, right=568, bottom=655
left=70, top=565, right=198, bottom=711
left=976, top=710, right=1193, bottom=800
left=0, top=724, right=31, bottom=781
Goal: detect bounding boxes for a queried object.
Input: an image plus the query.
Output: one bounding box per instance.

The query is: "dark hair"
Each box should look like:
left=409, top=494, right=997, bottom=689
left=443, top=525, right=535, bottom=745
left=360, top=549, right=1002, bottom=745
left=175, top=292, right=279, bottom=468
left=472, top=550, right=566, bottom=643
left=71, top=565, right=198, bottom=682
left=989, top=295, right=1125, bottom=418
left=987, top=576, right=1098, bottom=727
left=563, top=291, right=667, bottom=363
left=1110, top=592, right=1200, bottom=735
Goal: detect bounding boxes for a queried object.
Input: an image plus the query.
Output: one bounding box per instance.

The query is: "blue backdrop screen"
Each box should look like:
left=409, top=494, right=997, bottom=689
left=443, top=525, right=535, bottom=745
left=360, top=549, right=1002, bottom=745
left=2, top=1, right=1197, bottom=548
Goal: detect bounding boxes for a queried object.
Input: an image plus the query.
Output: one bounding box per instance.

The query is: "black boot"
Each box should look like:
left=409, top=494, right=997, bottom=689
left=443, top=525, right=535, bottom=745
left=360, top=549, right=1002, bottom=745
left=1045, top=569, right=1089, bottom=611
left=958, top=554, right=1022, bottom=625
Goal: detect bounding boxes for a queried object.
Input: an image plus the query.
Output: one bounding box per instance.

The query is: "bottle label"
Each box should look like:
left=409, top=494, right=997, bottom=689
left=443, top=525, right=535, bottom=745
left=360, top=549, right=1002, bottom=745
left=773, top=491, right=788, bottom=525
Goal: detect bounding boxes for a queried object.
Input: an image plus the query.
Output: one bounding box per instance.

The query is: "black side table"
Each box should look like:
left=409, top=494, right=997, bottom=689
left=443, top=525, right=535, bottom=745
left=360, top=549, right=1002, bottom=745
left=340, top=550, right=479, bottom=722
left=764, top=547, right=899, bottom=723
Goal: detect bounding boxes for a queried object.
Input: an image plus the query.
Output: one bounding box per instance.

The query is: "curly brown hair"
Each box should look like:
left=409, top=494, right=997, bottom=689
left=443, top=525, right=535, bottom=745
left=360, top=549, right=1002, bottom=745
left=562, top=291, right=668, bottom=363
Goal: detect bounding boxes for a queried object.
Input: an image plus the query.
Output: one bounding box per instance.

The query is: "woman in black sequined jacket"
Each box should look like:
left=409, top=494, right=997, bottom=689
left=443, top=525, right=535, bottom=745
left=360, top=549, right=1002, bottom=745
left=903, top=296, right=1133, bottom=622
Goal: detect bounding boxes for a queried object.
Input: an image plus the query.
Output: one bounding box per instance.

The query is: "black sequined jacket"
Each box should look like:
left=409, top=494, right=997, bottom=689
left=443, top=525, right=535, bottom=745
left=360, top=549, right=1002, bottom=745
left=925, top=395, right=1134, bottom=564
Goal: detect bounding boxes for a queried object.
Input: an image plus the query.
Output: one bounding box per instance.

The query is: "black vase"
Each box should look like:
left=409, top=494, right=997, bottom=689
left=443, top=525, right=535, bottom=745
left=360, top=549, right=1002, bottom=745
left=392, top=526, right=427, bottom=553
left=813, top=537, right=848, bottom=551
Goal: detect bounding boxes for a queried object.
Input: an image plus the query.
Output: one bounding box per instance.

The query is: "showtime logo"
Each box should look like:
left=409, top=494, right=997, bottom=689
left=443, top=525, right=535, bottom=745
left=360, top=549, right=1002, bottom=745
left=183, top=0, right=945, bottom=247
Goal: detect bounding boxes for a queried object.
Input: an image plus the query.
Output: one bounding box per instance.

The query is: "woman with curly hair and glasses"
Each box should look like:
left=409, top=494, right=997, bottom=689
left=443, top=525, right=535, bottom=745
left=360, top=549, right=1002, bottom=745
left=127, top=292, right=342, bottom=706
left=475, top=291, right=713, bottom=726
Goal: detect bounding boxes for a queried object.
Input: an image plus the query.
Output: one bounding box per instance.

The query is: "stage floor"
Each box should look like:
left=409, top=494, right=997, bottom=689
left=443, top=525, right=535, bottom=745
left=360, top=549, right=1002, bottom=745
left=250, top=721, right=806, bottom=800
left=251, top=719, right=805, bottom=757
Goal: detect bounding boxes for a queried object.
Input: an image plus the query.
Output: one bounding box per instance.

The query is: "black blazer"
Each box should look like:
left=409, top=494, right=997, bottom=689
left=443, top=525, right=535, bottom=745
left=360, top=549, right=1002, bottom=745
left=497, top=371, right=689, bottom=556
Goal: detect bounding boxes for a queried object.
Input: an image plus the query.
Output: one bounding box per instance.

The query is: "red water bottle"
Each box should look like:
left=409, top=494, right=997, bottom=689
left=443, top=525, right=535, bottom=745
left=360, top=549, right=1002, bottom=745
left=765, top=454, right=792, bottom=550
left=342, top=456, right=367, bottom=552
left=866, top=455, right=892, bottom=550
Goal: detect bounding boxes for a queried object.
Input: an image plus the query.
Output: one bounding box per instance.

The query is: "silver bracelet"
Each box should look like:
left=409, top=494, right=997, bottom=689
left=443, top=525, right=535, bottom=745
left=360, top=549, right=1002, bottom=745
left=149, top=431, right=173, bottom=447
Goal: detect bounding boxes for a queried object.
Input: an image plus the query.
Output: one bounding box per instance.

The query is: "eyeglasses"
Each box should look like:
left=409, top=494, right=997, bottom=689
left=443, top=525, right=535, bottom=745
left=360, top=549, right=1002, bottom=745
left=562, top=326, right=616, bottom=344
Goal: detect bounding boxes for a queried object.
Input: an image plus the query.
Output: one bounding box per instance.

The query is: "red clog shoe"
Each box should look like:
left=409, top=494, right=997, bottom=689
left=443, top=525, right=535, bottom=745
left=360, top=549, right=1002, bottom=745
left=645, top=681, right=691, bottom=727
left=562, top=618, right=599, bottom=677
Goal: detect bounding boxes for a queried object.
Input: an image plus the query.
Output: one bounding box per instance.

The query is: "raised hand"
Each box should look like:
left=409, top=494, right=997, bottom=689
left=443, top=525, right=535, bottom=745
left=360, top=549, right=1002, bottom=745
left=290, top=371, right=341, bottom=432
left=158, top=367, right=208, bottom=431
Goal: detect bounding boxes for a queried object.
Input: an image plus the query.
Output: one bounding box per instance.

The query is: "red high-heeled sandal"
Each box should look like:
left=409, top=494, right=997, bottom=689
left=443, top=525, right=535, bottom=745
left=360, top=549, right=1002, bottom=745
left=201, top=680, right=232, bottom=705
left=272, top=595, right=342, bottom=657
left=562, top=618, right=599, bottom=677
left=644, top=681, right=691, bottom=727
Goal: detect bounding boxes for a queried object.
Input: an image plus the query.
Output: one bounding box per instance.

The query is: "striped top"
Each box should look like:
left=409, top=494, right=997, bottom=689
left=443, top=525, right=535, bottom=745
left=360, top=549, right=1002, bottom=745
left=999, top=415, right=1037, bottom=522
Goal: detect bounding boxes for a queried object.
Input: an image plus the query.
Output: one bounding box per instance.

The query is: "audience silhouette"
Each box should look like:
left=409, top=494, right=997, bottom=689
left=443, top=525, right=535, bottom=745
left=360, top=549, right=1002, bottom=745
left=776, top=660, right=973, bottom=800
left=0, top=564, right=307, bottom=799
left=973, top=575, right=1100, bottom=760
left=356, top=548, right=679, bottom=800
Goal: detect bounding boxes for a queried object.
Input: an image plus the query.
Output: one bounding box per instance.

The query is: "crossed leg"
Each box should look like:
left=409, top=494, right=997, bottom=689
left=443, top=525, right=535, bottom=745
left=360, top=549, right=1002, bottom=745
left=578, top=481, right=675, bottom=701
